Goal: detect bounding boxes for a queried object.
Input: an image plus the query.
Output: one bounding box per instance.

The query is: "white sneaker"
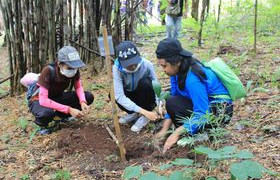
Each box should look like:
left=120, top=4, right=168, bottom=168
left=119, top=113, right=139, bottom=124
left=131, top=116, right=149, bottom=132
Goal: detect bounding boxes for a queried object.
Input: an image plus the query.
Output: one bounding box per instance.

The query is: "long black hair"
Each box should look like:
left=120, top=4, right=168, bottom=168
left=165, top=55, right=207, bottom=90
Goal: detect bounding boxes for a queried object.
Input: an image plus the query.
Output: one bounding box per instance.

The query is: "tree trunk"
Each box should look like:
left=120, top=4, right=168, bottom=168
left=14, top=0, right=24, bottom=92
left=198, top=0, right=207, bottom=47
left=254, top=0, right=257, bottom=53
left=184, top=0, right=189, bottom=17
left=63, top=0, right=69, bottom=45
left=0, top=0, right=14, bottom=95
left=78, top=0, right=83, bottom=51
left=191, top=0, right=199, bottom=21
left=46, top=0, right=56, bottom=62
left=69, top=0, right=72, bottom=41
left=217, top=0, right=222, bottom=23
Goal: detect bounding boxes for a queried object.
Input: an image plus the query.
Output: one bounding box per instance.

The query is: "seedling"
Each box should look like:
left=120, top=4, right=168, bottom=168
left=152, top=80, right=170, bottom=117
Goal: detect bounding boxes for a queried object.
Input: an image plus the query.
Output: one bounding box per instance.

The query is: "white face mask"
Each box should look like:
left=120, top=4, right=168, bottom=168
left=123, top=61, right=142, bottom=73
left=60, top=68, right=77, bottom=78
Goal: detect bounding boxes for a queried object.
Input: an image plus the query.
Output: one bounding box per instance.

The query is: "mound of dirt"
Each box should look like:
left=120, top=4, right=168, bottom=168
left=56, top=123, right=118, bottom=155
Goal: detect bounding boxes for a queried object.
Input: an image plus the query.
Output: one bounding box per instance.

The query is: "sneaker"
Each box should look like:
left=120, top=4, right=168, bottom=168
left=60, top=116, right=77, bottom=123
left=131, top=116, right=149, bottom=132
left=119, top=113, right=139, bottom=124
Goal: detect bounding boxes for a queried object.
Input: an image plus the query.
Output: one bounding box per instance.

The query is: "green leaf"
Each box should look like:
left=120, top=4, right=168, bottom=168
left=171, top=158, right=193, bottom=166
left=168, top=171, right=192, bottom=180
left=123, top=165, right=143, bottom=180
left=206, top=177, right=218, bottom=180
left=211, top=146, right=236, bottom=159
left=152, top=80, right=162, bottom=97
left=234, top=150, right=254, bottom=159
left=265, top=169, right=279, bottom=176
left=177, top=137, right=195, bottom=147
left=216, top=146, right=236, bottom=155
left=159, top=164, right=173, bottom=171
left=230, top=160, right=266, bottom=180
left=139, top=172, right=167, bottom=180
left=195, top=146, right=236, bottom=160
left=194, top=146, right=215, bottom=155
left=250, top=87, right=269, bottom=93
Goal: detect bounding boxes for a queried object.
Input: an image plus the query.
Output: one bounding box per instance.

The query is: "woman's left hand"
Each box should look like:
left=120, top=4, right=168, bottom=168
left=163, top=132, right=179, bottom=154
left=163, top=126, right=185, bottom=154
left=81, top=102, right=90, bottom=115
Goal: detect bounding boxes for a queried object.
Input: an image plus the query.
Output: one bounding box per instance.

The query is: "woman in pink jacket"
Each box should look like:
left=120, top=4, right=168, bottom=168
left=28, top=46, right=94, bottom=135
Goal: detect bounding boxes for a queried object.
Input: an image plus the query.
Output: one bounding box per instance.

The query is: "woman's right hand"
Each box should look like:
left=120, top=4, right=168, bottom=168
left=69, top=107, right=85, bottom=118
left=140, top=109, right=159, bottom=121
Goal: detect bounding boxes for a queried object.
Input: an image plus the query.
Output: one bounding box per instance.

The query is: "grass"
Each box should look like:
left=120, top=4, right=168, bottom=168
left=51, top=169, right=71, bottom=180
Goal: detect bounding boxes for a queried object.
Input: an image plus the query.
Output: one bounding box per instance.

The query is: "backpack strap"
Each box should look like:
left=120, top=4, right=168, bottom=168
left=47, top=64, right=55, bottom=82
left=48, top=64, right=74, bottom=92
left=67, top=79, right=74, bottom=92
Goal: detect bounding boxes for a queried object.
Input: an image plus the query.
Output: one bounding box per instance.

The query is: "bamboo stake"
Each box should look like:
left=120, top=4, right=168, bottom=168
left=102, top=26, right=126, bottom=162
left=0, top=75, right=14, bottom=84
left=105, top=124, right=119, bottom=146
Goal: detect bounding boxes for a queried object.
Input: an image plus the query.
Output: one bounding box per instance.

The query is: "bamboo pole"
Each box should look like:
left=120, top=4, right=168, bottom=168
left=217, top=0, right=222, bottom=23
left=46, top=0, right=55, bottom=61
left=13, top=0, right=24, bottom=92
left=78, top=0, right=83, bottom=52
left=68, top=0, right=72, bottom=41
left=102, top=26, right=126, bottom=162
left=63, top=0, right=69, bottom=45
left=73, top=0, right=77, bottom=37
left=0, top=0, right=14, bottom=95
left=254, top=0, right=258, bottom=53
left=41, top=2, right=48, bottom=66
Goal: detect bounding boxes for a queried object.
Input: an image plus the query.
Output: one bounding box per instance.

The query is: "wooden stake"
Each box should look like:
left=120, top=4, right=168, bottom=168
left=105, top=125, right=119, bottom=146
left=102, top=26, right=126, bottom=161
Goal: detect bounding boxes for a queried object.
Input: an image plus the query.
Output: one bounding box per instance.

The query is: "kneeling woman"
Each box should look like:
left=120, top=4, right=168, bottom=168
left=28, top=46, right=94, bottom=134
left=113, top=41, right=159, bottom=133
left=155, top=38, right=233, bottom=153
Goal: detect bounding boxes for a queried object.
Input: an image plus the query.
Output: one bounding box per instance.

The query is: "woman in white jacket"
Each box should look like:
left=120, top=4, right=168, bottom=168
left=113, top=41, right=159, bottom=132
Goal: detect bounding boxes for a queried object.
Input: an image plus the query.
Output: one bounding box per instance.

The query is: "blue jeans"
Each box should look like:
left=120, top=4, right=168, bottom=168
left=165, top=15, right=182, bottom=39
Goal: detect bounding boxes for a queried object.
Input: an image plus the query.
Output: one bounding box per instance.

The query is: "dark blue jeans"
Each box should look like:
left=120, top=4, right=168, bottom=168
left=166, top=96, right=233, bottom=129
left=28, top=91, right=94, bottom=127
left=116, top=78, right=156, bottom=114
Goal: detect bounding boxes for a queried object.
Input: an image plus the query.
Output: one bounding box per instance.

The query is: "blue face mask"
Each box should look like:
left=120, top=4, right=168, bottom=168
left=60, top=68, right=77, bottom=78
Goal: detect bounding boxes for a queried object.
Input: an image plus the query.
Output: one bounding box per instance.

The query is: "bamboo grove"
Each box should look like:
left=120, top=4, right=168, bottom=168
left=0, top=0, right=143, bottom=94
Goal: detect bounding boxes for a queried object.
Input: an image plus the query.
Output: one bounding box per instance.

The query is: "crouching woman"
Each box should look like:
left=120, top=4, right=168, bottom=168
left=155, top=38, right=233, bottom=153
